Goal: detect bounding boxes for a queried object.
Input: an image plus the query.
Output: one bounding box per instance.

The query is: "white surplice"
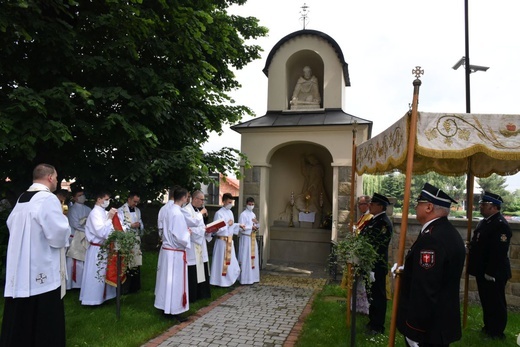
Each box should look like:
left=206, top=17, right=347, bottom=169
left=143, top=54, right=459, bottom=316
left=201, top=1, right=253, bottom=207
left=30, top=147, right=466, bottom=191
left=66, top=202, right=91, bottom=289
left=4, top=183, right=71, bottom=298
left=238, top=209, right=260, bottom=285
left=154, top=204, right=191, bottom=315
left=209, top=207, right=240, bottom=287
left=117, top=203, right=143, bottom=268
left=182, top=203, right=210, bottom=280
left=79, top=205, right=116, bottom=305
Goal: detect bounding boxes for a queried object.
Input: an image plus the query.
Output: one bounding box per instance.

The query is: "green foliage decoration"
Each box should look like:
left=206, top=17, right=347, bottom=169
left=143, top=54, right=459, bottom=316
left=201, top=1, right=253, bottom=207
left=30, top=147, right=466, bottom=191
left=96, top=229, right=140, bottom=282
left=330, top=232, right=378, bottom=287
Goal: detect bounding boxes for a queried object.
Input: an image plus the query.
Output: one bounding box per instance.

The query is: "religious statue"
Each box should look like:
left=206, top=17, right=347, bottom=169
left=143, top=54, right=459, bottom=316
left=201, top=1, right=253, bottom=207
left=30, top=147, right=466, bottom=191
left=278, top=153, right=331, bottom=226
left=290, top=66, right=321, bottom=110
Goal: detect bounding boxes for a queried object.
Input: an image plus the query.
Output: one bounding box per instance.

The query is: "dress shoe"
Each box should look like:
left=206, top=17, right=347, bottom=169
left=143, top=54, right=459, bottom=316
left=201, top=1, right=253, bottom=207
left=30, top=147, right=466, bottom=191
left=173, top=314, right=188, bottom=323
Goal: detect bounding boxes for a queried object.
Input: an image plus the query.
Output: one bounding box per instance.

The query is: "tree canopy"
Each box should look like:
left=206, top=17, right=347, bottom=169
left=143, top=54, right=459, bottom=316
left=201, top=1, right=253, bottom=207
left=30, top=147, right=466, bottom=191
left=0, top=0, right=267, bottom=200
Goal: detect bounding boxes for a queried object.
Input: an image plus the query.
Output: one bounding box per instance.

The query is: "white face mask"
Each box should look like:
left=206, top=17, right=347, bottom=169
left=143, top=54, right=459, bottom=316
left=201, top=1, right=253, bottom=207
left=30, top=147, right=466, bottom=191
left=77, top=195, right=86, bottom=204
left=101, top=200, right=110, bottom=209
left=224, top=203, right=233, bottom=210
left=246, top=205, right=254, bottom=211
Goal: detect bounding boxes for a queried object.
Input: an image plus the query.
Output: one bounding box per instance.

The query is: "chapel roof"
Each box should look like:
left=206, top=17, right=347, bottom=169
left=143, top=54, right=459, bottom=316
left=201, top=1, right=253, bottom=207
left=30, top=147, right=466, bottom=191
left=262, top=29, right=351, bottom=87
left=231, top=109, right=372, bottom=136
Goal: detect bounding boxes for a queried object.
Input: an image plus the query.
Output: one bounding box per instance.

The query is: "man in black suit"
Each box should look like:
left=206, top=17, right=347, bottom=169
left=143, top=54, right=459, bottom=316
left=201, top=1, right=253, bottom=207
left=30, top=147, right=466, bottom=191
left=468, top=191, right=512, bottom=340
left=362, top=192, right=393, bottom=335
left=397, top=183, right=465, bottom=347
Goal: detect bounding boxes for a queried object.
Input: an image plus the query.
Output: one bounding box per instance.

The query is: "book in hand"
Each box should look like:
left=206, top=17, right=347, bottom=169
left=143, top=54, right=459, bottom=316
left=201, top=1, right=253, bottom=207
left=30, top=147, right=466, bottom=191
left=205, top=219, right=226, bottom=233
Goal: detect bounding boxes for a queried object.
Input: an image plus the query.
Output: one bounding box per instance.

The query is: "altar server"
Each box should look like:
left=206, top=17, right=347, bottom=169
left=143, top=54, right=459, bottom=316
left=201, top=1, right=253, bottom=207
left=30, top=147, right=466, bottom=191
left=238, top=197, right=260, bottom=285
left=210, top=193, right=244, bottom=287
left=154, top=186, right=191, bottom=322
left=79, top=191, right=118, bottom=305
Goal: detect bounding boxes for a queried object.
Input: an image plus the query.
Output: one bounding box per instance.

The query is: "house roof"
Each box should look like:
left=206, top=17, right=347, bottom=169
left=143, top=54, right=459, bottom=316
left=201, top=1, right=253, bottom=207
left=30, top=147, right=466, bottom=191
left=262, top=29, right=351, bottom=87
left=231, top=109, right=372, bottom=135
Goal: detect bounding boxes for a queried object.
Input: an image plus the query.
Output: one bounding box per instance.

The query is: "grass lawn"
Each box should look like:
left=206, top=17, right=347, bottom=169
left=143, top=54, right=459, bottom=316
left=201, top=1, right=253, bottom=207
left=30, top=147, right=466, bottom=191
left=0, top=250, right=234, bottom=347
left=296, top=284, right=520, bottom=347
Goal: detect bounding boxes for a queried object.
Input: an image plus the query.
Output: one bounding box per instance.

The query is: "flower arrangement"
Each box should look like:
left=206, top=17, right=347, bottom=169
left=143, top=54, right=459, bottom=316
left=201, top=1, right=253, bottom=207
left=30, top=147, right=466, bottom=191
left=96, top=229, right=140, bottom=282
left=330, top=232, right=378, bottom=287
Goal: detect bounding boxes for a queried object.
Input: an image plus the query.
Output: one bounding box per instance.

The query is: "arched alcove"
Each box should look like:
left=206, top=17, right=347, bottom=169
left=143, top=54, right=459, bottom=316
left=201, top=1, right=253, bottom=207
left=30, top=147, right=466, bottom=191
left=286, top=51, right=324, bottom=109
left=268, top=142, right=332, bottom=228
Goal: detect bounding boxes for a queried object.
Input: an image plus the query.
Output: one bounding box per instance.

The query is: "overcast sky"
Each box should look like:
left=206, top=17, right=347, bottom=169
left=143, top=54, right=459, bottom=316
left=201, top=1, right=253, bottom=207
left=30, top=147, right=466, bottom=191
left=202, top=0, right=520, bottom=191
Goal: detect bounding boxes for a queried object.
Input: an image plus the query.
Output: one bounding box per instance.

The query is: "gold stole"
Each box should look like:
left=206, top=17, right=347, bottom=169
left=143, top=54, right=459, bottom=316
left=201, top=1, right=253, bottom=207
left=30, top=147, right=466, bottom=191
left=250, top=231, right=256, bottom=269
left=218, top=236, right=232, bottom=276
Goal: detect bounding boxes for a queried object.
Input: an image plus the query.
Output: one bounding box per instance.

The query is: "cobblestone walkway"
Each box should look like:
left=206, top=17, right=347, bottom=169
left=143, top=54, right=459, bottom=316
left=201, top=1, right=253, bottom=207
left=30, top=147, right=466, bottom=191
left=144, top=273, right=327, bottom=347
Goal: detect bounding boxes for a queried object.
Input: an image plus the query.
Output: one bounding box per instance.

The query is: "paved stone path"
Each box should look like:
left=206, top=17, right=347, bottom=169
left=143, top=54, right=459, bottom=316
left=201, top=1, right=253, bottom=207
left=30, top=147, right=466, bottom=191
left=143, top=272, right=327, bottom=347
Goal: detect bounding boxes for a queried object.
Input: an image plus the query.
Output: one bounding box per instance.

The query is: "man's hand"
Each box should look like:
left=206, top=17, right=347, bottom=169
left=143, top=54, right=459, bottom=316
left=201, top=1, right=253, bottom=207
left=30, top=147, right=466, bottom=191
left=405, top=337, right=419, bottom=347
left=131, top=221, right=141, bottom=229
left=484, top=274, right=496, bottom=282
left=200, top=207, right=208, bottom=216
left=227, top=219, right=233, bottom=226
left=252, top=218, right=258, bottom=224
left=391, top=263, right=404, bottom=278
left=107, top=208, right=118, bottom=219
left=239, top=224, right=246, bottom=230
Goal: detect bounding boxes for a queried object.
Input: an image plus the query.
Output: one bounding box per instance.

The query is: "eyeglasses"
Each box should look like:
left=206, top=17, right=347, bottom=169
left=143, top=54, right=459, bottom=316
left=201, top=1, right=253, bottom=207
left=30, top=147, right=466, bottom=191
left=414, top=199, right=430, bottom=208
left=196, top=197, right=206, bottom=201
left=357, top=202, right=368, bottom=206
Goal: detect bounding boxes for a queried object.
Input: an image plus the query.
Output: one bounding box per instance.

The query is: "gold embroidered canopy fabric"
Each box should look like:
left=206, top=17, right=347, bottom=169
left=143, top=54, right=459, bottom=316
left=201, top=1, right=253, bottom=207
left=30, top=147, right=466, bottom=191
left=356, top=112, right=520, bottom=177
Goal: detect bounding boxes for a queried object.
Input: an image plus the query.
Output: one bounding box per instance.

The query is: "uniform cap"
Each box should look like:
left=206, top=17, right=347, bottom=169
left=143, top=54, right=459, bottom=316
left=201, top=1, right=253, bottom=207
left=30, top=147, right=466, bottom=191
left=417, top=183, right=457, bottom=208
left=479, top=191, right=503, bottom=205
left=371, top=192, right=391, bottom=206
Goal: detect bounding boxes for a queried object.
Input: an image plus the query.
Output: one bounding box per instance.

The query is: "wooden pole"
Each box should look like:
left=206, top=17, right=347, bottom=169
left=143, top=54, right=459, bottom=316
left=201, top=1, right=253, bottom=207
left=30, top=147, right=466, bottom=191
left=346, top=124, right=358, bottom=329
left=116, top=252, right=121, bottom=320
left=462, top=169, right=474, bottom=327
left=388, top=67, right=423, bottom=347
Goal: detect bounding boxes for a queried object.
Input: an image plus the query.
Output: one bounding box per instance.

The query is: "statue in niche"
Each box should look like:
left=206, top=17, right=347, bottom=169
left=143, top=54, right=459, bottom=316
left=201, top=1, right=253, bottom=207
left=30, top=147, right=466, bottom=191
left=278, top=153, right=331, bottom=226
left=290, top=66, right=321, bottom=110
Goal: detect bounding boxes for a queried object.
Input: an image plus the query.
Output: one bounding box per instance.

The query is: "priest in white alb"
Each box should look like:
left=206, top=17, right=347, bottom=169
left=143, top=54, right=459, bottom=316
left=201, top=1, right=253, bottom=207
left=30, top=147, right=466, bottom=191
left=0, top=164, right=71, bottom=347
left=117, top=191, right=144, bottom=294
left=182, top=190, right=211, bottom=302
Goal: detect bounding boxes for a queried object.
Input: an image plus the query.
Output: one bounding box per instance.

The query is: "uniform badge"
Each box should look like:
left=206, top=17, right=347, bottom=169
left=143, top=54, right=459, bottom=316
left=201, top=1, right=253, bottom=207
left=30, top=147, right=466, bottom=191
left=419, top=250, right=435, bottom=269
left=500, top=234, right=508, bottom=242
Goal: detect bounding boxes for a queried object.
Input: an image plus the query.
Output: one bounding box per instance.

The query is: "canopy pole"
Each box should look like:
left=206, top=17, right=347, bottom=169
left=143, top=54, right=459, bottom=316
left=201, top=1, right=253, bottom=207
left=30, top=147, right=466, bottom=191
left=388, top=67, right=423, bottom=347
left=462, top=0, right=473, bottom=327
left=346, top=123, right=358, bottom=329
left=462, top=168, right=474, bottom=327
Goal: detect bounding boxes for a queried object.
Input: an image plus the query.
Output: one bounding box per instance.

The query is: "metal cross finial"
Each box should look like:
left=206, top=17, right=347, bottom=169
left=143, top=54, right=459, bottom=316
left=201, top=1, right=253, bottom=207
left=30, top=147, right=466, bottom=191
left=300, top=3, right=309, bottom=30
left=412, top=66, right=424, bottom=79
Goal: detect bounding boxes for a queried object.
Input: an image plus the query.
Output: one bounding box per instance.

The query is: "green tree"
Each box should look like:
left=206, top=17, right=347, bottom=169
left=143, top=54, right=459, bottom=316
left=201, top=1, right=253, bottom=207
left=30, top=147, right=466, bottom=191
left=361, top=174, right=383, bottom=197
left=380, top=172, right=405, bottom=207
left=0, top=0, right=267, bottom=199
left=477, top=174, right=513, bottom=211
left=477, top=174, right=509, bottom=197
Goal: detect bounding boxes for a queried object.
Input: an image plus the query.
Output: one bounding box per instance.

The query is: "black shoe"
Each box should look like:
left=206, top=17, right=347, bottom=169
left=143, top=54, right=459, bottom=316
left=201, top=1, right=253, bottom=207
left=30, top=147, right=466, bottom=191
left=365, top=326, right=383, bottom=336
left=173, top=314, right=188, bottom=323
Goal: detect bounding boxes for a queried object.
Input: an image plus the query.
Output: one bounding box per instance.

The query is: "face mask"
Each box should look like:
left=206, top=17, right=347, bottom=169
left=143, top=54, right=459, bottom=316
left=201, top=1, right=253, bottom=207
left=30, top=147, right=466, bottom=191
left=101, top=200, right=110, bottom=209
left=77, top=195, right=86, bottom=204
left=224, top=203, right=233, bottom=210
left=246, top=205, right=254, bottom=211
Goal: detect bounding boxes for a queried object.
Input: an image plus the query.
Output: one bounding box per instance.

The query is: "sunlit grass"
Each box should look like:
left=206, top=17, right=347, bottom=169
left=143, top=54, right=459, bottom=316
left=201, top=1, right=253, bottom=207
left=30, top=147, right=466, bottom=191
left=297, top=284, right=520, bottom=347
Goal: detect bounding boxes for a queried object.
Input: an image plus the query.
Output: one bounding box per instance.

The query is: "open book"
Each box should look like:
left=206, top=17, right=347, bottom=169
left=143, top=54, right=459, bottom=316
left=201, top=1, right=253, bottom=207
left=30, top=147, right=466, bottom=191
left=205, top=219, right=226, bottom=233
